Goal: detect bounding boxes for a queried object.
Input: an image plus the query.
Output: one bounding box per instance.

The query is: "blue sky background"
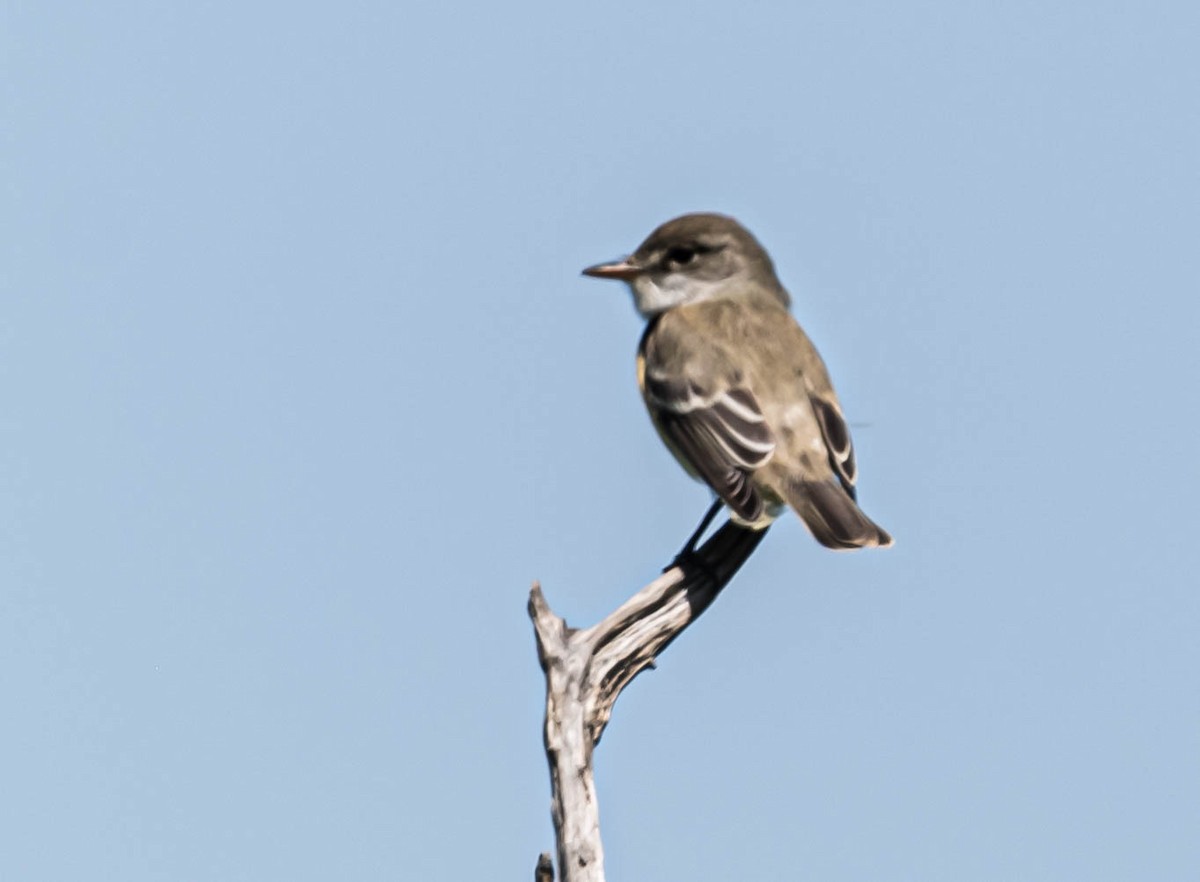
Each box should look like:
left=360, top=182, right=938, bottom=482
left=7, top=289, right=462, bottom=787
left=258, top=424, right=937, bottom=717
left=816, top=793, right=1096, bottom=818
left=4, top=2, right=1198, bottom=879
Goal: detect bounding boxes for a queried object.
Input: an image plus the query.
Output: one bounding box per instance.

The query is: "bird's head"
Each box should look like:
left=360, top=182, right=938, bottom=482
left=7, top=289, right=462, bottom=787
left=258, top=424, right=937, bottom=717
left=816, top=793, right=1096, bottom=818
left=583, top=213, right=788, bottom=317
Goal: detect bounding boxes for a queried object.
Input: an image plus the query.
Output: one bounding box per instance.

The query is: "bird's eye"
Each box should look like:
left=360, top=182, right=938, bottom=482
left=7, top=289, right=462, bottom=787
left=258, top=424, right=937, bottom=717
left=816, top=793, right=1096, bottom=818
left=665, top=246, right=697, bottom=267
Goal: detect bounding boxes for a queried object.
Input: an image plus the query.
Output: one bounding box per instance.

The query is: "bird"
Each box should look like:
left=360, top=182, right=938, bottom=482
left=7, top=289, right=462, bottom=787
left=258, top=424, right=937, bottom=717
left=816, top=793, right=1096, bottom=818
left=582, top=212, right=892, bottom=551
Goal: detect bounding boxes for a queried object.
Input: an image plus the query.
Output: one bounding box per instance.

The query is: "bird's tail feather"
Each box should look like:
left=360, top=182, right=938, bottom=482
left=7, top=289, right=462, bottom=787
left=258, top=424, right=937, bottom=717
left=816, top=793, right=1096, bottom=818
left=788, top=480, right=893, bottom=550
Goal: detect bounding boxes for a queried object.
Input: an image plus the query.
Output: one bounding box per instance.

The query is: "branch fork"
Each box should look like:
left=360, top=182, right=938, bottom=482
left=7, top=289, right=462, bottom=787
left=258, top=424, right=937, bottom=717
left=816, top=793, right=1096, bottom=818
left=529, top=519, right=767, bottom=882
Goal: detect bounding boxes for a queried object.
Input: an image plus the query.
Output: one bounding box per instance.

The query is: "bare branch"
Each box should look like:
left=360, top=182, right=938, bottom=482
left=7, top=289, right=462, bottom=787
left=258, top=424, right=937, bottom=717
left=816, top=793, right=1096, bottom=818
left=529, top=518, right=767, bottom=882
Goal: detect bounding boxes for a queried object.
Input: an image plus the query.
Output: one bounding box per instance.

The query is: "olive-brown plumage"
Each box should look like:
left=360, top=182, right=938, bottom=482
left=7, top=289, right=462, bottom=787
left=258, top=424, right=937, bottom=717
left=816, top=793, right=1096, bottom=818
left=584, top=213, right=892, bottom=550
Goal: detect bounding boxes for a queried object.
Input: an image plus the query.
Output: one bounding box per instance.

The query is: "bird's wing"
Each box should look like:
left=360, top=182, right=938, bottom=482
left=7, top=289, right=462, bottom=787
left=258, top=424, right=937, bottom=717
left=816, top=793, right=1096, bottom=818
left=808, top=391, right=858, bottom=499
left=639, top=317, right=775, bottom=522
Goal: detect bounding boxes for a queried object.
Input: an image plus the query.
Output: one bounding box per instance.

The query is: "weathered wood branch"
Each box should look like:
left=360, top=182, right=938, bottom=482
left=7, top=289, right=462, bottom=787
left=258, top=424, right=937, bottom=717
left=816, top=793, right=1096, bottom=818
left=528, top=518, right=768, bottom=882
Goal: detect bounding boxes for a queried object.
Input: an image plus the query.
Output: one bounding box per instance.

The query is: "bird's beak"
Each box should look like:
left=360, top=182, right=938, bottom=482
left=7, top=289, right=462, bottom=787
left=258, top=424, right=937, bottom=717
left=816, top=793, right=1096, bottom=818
left=582, top=258, right=643, bottom=281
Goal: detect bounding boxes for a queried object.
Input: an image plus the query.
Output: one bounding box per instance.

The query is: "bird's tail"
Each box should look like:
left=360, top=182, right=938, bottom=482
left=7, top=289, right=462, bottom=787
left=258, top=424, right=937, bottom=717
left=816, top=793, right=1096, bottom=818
left=787, top=480, right=893, bottom=550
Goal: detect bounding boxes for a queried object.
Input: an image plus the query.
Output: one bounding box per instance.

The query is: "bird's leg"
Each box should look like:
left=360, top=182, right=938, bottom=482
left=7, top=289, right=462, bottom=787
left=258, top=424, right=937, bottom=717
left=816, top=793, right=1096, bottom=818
left=671, top=498, right=724, bottom=567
